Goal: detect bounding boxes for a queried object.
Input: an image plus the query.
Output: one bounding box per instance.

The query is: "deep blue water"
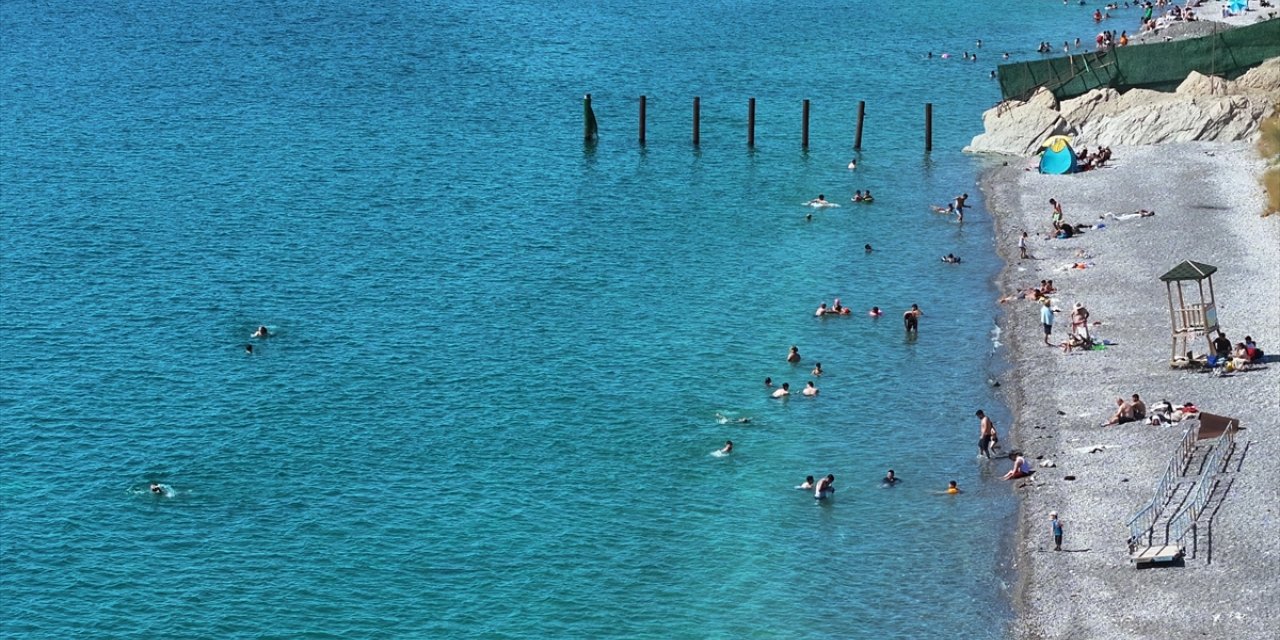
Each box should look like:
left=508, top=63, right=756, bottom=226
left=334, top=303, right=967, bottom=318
left=2, top=1, right=1117, bottom=637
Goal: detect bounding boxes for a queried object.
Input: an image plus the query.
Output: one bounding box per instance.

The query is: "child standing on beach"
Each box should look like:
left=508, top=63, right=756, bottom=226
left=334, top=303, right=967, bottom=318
left=1051, top=512, right=1063, bottom=551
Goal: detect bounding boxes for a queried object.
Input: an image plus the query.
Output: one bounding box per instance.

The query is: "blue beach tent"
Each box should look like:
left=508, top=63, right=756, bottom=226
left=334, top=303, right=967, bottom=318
left=1038, top=135, right=1079, bottom=175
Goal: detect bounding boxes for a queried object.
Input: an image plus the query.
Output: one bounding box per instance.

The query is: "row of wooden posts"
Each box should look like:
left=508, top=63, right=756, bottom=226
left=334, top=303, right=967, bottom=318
left=583, top=94, right=934, bottom=150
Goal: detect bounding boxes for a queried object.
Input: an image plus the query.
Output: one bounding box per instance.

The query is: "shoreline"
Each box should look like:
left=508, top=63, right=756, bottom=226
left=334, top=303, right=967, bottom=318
left=980, top=142, right=1280, bottom=639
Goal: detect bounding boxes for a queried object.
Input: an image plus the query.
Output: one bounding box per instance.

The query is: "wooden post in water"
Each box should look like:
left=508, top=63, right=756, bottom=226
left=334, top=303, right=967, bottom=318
left=639, top=95, right=647, bottom=146
left=802, top=99, right=810, bottom=149
left=854, top=100, right=865, bottom=150
left=924, top=102, right=933, bottom=152
left=747, top=97, right=756, bottom=148
left=584, top=93, right=596, bottom=143
left=693, top=96, right=700, bottom=146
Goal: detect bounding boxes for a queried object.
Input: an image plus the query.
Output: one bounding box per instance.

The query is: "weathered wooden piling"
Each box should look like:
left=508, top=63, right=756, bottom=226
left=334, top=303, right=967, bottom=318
left=747, top=98, right=756, bottom=148
left=692, top=96, right=700, bottom=146
left=924, top=102, right=933, bottom=151
left=802, top=99, right=810, bottom=149
left=639, top=95, right=647, bottom=145
left=854, top=100, right=865, bottom=150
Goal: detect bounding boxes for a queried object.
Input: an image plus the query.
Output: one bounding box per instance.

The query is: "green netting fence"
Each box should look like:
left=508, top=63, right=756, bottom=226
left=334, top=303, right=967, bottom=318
left=998, top=17, right=1280, bottom=101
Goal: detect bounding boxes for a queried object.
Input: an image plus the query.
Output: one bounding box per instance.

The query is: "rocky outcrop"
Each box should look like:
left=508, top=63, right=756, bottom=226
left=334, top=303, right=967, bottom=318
left=965, top=57, right=1280, bottom=155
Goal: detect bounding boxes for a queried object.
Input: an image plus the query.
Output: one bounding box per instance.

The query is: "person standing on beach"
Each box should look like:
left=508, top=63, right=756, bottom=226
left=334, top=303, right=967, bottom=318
left=1050, top=198, right=1063, bottom=225
left=1070, top=303, right=1091, bottom=340
left=903, top=304, right=923, bottom=334
left=1019, top=231, right=1030, bottom=260
left=1051, top=512, right=1063, bottom=551
left=1040, top=299, right=1055, bottom=346
left=976, top=410, right=997, bottom=458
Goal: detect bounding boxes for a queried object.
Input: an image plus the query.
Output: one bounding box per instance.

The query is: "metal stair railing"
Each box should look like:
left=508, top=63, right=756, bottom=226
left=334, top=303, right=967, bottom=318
left=1126, top=420, right=1201, bottom=548
left=1167, top=427, right=1236, bottom=552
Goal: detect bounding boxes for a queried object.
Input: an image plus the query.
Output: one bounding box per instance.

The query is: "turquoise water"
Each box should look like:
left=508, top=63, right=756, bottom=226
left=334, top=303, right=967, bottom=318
left=2, top=2, right=1109, bottom=637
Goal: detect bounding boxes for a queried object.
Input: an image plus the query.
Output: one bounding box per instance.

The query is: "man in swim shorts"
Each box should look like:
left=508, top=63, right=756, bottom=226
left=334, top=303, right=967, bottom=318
left=976, top=410, right=997, bottom=458
left=1040, top=299, right=1055, bottom=346
left=903, top=304, right=922, bottom=333
left=772, top=383, right=790, bottom=398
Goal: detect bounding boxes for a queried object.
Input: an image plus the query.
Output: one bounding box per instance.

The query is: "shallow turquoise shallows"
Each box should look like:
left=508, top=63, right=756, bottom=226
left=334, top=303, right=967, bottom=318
left=2, top=1, right=1114, bottom=637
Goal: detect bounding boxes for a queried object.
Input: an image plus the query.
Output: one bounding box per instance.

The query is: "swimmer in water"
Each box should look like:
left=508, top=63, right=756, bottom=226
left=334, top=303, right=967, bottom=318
left=863, top=190, right=874, bottom=202
left=764, top=377, right=773, bottom=388
left=720, top=440, right=733, bottom=454
left=853, top=190, right=864, bottom=202
left=815, top=474, right=836, bottom=500
left=815, top=302, right=829, bottom=317
left=244, top=343, right=254, bottom=355
left=150, top=483, right=165, bottom=495
left=787, top=345, right=801, bottom=364
left=882, top=470, right=899, bottom=486
left=802, top=381, right=819, bottom=396
left=807, top=194, right=829, bottom=206
left=798, top=475, right=816, bottom=490
left=252, top=325, right=269, bottom=338
left=932, top=202, right=956, bottom=215
left=771, top=382, right=791, bottom=398
left=864, top=244, right=873, bottom=253
left=811, top=362, right=823, bottom=377
left=946, top=480, right=962, bottom=494
left=870, top=306, right=883, bottom=317
left=848, top=159, right=857, bottom=170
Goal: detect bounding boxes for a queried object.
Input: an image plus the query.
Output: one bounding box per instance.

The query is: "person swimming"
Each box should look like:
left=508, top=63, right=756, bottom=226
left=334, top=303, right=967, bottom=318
left=811, top=362, right=823, bottom=376
left=862, top=190, right=874, bottom=203
left=946, top=480, right=961, bottom=494
left=252, top=325, right=270, bottom=338
left=882, top=470, right=899, bottom=486
left=802, top=381, right=819, bottom=396
left=941, top=253, right=962, bottom=263
left=932, top=202, right=955, bottom=214
left=244, top=343, right=254, bottom=355
left=847, top=159, right=857, bottom=170
left=869, top=306, right=883, bottom=317
left=787, top=345, right=801, bottom=363
left=797, top=475, right=816, bottom=490
left=764, top=376, right=773, bottom=388
left=864, top=244, right=873, bottom=253
left=150, top=483, right=164, bottom=494
left=720, top=440, right=733, bottom=455
left=807, top=194, right=838, bottom=207
left=852, top=190, right=864, bottom=202
left=771, top=382, right=790, bottom=398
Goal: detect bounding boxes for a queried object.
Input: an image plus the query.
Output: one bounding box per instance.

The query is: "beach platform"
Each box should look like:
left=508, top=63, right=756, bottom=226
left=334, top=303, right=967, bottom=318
left=1130, top=544, right=1185, bottom=565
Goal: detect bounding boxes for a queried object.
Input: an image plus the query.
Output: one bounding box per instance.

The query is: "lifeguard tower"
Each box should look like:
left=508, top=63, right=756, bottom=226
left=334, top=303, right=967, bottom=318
left=1159, top=260, right=1220, bottom=363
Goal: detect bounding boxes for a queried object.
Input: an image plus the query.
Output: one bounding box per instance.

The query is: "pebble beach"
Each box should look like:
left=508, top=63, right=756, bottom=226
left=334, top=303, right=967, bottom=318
left=983, top=142, right=1280, bottom=639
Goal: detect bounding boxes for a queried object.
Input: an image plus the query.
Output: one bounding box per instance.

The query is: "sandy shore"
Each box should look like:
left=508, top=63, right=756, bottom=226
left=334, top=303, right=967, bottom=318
left=981, top=143, right=1280, bottom=639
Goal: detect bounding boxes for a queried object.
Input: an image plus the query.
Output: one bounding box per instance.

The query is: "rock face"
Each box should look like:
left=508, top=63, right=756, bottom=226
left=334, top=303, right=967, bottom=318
left=965, top=57, right=1280, bottom=156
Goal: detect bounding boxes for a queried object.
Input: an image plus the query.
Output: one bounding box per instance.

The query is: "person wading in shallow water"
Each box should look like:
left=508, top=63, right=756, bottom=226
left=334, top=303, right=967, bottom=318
left=903, top=304, right=923, bottom=334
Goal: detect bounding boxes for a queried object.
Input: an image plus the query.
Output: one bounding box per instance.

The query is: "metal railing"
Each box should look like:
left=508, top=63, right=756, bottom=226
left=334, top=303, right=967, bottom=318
left=1168, top=427, right=1236, bottom=549
left=1126, top=421, right=1202, bottom=546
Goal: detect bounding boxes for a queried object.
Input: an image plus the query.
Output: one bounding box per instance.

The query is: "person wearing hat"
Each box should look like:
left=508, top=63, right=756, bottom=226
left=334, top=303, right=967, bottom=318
left=1070, top=303, right=1090, bottom=340
left=1050, top=512, right=1063, bottom=551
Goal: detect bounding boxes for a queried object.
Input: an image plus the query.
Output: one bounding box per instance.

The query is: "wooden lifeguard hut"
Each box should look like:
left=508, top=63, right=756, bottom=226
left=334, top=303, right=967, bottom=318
left=1159, top=260, right=1220, bottom=363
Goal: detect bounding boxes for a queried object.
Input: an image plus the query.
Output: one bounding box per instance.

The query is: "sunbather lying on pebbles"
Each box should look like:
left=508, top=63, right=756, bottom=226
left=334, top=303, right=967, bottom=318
left=1101, top=210, right=1155, bottom=221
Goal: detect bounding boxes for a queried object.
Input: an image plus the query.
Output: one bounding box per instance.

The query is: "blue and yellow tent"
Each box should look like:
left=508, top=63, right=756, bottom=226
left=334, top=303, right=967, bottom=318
left=1038, top=135, right=1079, bottom=175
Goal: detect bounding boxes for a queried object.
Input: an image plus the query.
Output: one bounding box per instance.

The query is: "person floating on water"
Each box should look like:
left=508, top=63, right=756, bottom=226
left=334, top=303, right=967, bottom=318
left=869, top=306, right=883, bottom=317
left=719, top=440, right=733, bottom=455
left=150, top=483, right=165, bottom=494
left=946, top=480, right=962, bottom=494
left=941, top=253, right=962, bottom=263
left=882, top=470, right=899, bottom=486
left=252, top=325, right=270, bottom=338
